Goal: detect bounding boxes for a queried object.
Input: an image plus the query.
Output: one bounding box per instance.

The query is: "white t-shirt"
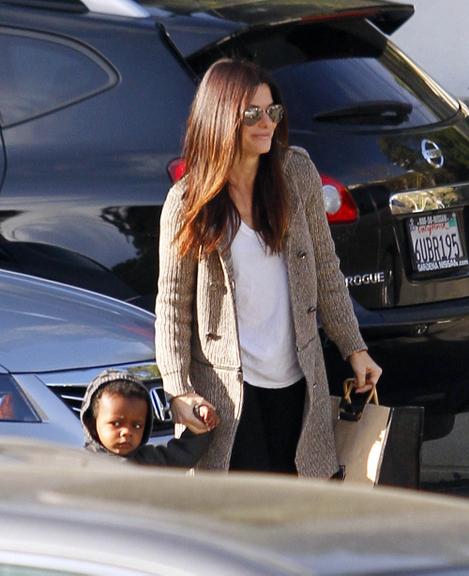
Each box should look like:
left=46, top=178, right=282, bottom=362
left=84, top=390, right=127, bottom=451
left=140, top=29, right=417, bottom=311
left=230, top=220, right=303, bottom=389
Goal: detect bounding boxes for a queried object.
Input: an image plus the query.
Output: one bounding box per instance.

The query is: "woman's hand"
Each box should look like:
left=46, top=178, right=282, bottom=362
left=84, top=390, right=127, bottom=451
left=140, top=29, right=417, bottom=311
left=348, top=350, right=383, bottom=393
left=170, top=392, right=220, bottom=434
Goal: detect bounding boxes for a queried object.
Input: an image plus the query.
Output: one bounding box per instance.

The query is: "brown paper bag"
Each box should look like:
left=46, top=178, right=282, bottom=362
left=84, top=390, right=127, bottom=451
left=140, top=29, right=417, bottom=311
left=331, top=379, right=392, bottom=486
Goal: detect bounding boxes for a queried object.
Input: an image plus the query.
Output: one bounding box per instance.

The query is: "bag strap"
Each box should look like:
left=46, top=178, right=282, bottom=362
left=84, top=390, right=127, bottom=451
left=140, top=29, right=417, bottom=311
left=339, top=378, right=379, bottom=421
left=342, top=377, right=379, bottom=405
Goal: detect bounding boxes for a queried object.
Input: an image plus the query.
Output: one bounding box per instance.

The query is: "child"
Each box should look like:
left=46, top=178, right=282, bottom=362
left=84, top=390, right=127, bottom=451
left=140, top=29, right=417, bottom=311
left=80, top=369, right=218, bottom=467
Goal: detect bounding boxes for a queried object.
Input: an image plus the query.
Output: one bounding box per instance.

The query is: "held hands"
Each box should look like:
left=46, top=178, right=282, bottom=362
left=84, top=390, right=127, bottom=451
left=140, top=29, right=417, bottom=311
left=170, top=392, right=220, bottom=434
left=348, top=350, right=383, bottom=393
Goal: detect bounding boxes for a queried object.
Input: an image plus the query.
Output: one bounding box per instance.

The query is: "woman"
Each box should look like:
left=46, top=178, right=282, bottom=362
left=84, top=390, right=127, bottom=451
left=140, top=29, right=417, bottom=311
left=155, top=59, right=382, bottom=477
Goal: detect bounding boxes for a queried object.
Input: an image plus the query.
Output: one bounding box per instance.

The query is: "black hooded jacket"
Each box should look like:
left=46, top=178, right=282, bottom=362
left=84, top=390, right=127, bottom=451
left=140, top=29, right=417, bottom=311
left=80, top=369, right=211, bottom=468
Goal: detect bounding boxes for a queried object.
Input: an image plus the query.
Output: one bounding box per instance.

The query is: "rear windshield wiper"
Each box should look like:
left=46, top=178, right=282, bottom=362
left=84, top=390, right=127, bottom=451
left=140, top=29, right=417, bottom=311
left=313, top=100, right=413, bottom=125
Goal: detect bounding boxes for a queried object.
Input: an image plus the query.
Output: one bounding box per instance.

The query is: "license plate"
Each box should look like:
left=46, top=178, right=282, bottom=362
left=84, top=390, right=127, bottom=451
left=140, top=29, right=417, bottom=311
left=407, top=212, right=469, bottom=273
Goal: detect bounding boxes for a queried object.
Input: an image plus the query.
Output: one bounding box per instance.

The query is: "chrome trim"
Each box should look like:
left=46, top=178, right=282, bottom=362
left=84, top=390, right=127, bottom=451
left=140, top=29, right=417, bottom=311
left=39, top=363, right=173, bottom=425
left=54, top=393, right=84, bottom=404
left=421, top=139, right=444, bottom=168
left=81, top=0, right=150, bottom=18
left=389, top=183, right=469, bottom=215
left=38, top=363, right=161, bottom=387
left=345, top=272, right=385, bottom=287
left=150, top=387, right=172, bottom=422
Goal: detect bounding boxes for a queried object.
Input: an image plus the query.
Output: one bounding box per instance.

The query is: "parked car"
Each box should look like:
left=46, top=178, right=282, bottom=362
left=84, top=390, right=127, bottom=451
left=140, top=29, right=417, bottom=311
left=0, top=269, right=172, bottom=445
left=2, top=0, right=469, bottom=431
left=3, top=437, right=469, bottom=576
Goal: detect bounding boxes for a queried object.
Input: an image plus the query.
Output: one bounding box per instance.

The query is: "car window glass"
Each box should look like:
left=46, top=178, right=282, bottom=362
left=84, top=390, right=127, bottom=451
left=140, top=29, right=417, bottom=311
left=0, top=28, right=117, bottom=128
left=189, top=19, right=459, bottom=131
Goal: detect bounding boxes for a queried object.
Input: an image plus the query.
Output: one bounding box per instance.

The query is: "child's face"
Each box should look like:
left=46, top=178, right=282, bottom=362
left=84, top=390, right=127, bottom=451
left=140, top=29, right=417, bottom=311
left=95, top=391, right=147, bottom=456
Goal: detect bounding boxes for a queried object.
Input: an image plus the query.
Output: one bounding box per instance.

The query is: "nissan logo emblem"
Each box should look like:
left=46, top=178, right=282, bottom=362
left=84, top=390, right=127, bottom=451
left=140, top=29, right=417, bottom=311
left=421, top=139, right=444, bottom=168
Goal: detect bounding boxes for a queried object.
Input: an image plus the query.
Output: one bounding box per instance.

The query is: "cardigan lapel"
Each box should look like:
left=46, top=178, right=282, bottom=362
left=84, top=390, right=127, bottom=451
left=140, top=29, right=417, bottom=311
left=216, top=242, right=235, bottom=287
left=285, top=180, right=302, bottom=276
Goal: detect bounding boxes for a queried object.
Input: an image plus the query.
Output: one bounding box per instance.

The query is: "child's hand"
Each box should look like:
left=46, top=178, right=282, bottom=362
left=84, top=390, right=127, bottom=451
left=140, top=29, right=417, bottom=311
left=170, top=393, right=219, bottom=434
left=192, top=403, right=220, bottom=432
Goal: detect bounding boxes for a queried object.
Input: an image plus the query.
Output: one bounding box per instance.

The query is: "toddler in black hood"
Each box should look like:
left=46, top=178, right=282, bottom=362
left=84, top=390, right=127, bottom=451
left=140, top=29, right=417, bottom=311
left=81, top=369, right=217, bottom=468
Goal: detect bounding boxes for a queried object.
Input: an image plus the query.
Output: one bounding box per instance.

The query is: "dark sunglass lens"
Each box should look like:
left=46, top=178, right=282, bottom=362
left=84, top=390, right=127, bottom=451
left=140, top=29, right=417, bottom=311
left=267, top=105, right=284, bottom=124
left=243, top=106, right=262, bottom=126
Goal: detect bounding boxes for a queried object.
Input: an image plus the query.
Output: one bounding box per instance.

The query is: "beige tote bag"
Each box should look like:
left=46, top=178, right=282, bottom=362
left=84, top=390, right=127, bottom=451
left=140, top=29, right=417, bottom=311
left=331, top=379, right=392, bottom=486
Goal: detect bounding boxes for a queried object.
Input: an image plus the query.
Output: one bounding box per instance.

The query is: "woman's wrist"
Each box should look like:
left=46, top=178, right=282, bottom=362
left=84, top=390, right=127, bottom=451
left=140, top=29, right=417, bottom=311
left=347, top=349, right=367, bottom=362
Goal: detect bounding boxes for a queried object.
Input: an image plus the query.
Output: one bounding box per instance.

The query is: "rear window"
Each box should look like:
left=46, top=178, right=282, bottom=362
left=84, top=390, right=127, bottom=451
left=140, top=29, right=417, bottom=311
left=0, top=27, right=117, bottom=128
left=189, top=19, right=460, bottom=132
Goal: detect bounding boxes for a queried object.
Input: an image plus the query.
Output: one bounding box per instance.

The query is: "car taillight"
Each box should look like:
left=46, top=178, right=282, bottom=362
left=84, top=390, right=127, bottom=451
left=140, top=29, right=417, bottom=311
left=320, top=174, right=358, bottom=224
left=167, top=158, right=186, bottom=183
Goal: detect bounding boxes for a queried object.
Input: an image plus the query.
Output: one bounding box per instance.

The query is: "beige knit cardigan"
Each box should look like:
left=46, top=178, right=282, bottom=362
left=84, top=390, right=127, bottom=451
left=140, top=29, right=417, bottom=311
left=155, top=146, right=366, bottom=478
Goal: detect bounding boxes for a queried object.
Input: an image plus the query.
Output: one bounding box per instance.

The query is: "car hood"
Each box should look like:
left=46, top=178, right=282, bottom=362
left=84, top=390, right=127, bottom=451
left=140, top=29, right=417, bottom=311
left=2, top=439, right=469, bottom=576
left=151, top=0, right=414, bottom=56
left=0, top=271, right=155, bottom=373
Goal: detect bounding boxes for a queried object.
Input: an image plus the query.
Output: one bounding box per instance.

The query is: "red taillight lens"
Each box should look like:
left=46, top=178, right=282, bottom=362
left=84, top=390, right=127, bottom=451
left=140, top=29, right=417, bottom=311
left=320, top=174, right=358, bottom=224
left=167, top=158, right=186, bottom=183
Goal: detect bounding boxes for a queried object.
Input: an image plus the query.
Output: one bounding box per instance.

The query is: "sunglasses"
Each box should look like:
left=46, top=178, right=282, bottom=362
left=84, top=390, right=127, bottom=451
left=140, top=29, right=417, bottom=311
left=242, top=104, right=284, bottom=126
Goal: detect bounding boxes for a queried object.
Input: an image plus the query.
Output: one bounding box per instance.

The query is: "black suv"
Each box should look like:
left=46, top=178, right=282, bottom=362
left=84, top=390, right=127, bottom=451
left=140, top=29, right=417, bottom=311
left=2, top=0, right=469, bottom=431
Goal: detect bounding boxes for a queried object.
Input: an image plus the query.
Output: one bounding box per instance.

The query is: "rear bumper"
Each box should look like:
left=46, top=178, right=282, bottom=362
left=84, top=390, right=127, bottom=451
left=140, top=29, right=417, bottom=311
left=354, top=296, right=469, bottom=339
left=323, top=297, right=469, bottom=413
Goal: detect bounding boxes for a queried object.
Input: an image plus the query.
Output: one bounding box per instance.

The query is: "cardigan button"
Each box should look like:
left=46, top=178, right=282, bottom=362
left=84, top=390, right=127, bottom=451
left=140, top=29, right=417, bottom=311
left=205, top=332, right=220, bottom=341
left=297, top=249, right=307, bottom=259
left=209, top=281, right=228, bottom=294
left=307, top=306, right=316, bottom=314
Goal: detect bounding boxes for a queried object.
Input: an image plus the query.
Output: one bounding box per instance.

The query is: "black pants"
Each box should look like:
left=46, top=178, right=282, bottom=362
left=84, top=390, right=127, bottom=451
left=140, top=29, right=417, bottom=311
left=229, top=378, right=306, bottom=474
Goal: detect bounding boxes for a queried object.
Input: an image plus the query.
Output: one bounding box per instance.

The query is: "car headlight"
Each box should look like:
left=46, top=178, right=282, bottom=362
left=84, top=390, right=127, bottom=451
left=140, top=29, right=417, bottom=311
left=0, top=375, right=40, bottom=422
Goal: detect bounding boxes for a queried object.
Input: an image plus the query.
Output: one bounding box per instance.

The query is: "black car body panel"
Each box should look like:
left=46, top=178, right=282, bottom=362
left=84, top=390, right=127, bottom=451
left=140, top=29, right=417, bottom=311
left=0, top=6, right=195, bottom=308
left=1, top=0, right=469, bottom=422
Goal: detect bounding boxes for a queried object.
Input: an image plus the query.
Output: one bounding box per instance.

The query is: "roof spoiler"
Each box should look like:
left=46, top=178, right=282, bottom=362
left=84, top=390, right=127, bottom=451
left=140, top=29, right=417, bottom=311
left=296, top=3, right=415, bottom=35
left=156, top=1, right=415, bottom=59
left=366, top=3, right=414, bottom=34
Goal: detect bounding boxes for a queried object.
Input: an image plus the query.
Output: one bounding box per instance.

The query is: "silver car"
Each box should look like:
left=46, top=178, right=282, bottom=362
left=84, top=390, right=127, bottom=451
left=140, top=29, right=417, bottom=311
left=0, top=269, right=172, bottom=445
left=2, top=438, right=469, bottom=576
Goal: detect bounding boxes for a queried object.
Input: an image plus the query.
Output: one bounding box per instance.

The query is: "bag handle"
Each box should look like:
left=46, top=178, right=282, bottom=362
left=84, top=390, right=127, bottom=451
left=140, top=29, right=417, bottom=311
left=339, top=378, right=379, bottom=421
left=342, top=377, right=379, bottom=405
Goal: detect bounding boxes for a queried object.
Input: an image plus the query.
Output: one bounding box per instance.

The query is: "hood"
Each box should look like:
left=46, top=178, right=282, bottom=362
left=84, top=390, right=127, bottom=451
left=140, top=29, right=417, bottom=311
left=0, top=270, right=155, bottom=372
left=80, top=368, right=154, bottom=454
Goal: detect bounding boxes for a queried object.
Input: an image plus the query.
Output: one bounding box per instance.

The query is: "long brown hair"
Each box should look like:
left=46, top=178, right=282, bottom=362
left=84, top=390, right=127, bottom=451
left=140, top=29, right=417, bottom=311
left=176, top=59, right=289, bottom=258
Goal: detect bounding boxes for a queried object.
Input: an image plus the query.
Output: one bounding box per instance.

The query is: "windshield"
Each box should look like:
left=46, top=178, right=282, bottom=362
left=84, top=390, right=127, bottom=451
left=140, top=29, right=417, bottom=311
left=189, top=19, right=459, bottom=132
